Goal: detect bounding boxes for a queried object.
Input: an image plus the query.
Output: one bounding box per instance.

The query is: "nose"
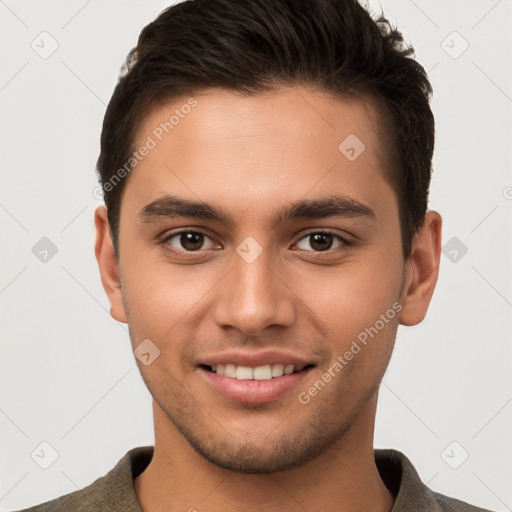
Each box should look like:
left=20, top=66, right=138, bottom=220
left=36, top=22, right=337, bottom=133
left=212, top=246, right=296, bottom=337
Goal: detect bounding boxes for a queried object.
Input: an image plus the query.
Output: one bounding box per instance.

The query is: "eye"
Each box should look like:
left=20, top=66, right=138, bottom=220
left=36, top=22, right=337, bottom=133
left=164, top=231, right=219, bottom=252
left=295, top=231, right=348, bottom=252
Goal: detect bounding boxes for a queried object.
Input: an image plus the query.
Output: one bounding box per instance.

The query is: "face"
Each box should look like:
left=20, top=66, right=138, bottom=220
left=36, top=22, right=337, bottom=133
left=99, top=86, right=416, bottom=473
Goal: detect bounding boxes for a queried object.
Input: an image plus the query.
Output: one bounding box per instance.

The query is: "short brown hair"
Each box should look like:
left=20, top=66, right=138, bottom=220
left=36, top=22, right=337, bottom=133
left=96, top=0, right=434, bottom=258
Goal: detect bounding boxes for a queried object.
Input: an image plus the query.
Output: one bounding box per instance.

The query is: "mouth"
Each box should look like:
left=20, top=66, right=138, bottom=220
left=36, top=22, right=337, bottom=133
left=197, top=356, right=316, bottom=404
left=201, top=363, right=314, bottom=380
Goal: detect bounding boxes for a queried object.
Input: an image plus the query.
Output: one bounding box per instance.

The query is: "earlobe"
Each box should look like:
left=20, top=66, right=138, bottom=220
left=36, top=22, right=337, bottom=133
left=399, top=211, right=442, bottom=326
left=94, top=206, right=127, bottom=323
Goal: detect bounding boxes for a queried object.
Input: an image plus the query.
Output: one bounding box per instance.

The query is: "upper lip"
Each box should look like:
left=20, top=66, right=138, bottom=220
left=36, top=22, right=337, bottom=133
left=197, top=350, right=316, bottom=368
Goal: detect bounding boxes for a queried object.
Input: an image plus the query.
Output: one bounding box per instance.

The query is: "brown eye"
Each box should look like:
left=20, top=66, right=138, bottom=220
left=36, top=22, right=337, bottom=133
left=295, top=232, right=346, bottom=252
left=164, top=231, right=217, bottom=252
left=180, top=232, right=204, bottom=251
left=309, top=233, right=333, bottom=251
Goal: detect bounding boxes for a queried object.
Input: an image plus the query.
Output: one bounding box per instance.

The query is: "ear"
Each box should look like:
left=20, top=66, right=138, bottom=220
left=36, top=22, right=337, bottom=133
left=94, top=206, right=127, bottom=323
left=399, top=210, right=442, bottom=326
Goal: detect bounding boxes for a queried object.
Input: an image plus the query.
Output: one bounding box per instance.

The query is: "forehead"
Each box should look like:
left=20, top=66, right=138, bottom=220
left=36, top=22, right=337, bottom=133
left=123, top=86, right=396, bottom=225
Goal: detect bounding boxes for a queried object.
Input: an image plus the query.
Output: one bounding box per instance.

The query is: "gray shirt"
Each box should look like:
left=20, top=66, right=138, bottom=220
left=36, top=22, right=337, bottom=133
left=13, top=446, right=494, bottom=511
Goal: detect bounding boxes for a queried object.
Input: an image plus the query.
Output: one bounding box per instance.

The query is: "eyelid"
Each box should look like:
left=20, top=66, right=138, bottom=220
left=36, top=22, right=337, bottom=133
left=160, top=228, right=352, bottom=254
left=293, top=229, right=351, bottom=252
left=161, top=229, right=220, bottom=252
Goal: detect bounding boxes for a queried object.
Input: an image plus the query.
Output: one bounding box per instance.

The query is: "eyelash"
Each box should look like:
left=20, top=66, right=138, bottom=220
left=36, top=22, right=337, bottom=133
left=160, top=229, right=351, bottom=255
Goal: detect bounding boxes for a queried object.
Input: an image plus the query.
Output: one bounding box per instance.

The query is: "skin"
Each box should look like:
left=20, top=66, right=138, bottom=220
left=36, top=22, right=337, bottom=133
left=95, top=85, right=442, bottom=512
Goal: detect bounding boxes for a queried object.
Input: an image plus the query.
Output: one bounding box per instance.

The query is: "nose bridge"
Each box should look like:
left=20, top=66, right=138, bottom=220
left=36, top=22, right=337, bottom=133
left=213, top=242, right=295, bottom=335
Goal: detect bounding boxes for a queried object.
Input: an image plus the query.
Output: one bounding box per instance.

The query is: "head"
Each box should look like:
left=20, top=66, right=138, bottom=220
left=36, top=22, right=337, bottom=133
left=95, top=0, right=441, bottom=474
left=97, top=0, right=434, bottom=260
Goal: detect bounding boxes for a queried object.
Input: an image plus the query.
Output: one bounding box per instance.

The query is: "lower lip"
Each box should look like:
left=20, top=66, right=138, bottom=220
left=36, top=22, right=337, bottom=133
left=198, top=367, right=313, bottom=404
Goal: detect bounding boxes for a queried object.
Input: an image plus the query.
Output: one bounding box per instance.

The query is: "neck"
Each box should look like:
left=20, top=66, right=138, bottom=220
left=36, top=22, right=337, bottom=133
left=135, top=395, right=394, bottom=512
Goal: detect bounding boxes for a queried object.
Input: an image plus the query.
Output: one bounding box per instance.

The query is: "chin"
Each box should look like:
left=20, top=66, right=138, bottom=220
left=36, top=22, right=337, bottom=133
left=169, top=408, right=351, bottom=474
left=189, top=437, right=320, bottom=474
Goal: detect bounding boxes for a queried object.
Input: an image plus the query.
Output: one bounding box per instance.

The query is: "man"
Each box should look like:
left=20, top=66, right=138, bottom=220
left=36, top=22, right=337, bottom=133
left=16, top=0, right=493, bottom=510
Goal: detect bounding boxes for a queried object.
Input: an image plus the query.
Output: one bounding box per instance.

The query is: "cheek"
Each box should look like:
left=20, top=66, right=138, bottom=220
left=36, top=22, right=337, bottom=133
left=292, top=254, right=403, bottom=336
left=119, top=254, right=213, bottom=340
left=120, top=258, right=252, bottom=385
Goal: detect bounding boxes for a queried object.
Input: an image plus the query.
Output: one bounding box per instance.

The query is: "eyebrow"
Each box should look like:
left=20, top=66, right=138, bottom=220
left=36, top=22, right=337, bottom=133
left=138, top=194, right=376, bottom=228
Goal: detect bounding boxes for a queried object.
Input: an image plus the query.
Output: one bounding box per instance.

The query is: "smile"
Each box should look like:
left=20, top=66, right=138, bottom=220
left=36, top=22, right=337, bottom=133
left=207, top=363, right=308, bottom=380
left=199, top=363, right=314, bottom=404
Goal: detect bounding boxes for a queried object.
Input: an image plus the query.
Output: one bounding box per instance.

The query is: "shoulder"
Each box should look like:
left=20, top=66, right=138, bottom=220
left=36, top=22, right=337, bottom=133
left=433, top=492, right=495, bottom=512
left=11, top=446, right=153, bottom=512
left=12, top=479, right=107, bottom=512
left=375, top=449, right=495, bottom=512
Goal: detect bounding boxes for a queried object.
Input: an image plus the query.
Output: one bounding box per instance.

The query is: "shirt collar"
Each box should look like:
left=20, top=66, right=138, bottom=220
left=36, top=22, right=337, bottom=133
left=111, top=446, right=446, bottom=511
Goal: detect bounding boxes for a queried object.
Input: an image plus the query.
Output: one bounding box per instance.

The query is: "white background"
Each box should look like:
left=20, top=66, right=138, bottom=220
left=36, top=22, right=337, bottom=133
left=1, top=1, right=511, bottom=510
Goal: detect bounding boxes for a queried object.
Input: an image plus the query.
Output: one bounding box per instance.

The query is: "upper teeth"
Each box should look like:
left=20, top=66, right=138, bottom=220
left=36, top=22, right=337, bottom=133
left=211, top=363, right=300, bottom=380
